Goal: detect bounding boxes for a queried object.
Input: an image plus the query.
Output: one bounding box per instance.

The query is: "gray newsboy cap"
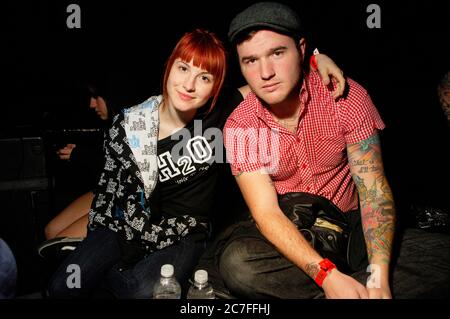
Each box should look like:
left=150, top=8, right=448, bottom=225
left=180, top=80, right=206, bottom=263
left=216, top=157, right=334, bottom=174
left=228, top=2, right=303, bottom=43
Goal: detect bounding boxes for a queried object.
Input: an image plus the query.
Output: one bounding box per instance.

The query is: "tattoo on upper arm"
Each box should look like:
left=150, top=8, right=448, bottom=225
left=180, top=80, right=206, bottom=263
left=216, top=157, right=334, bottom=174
left=358, top=134, right=379, bottom=152
left=348, top=134, right=381, bottom=174
left=235, top=171, right=244, bottom=178
left=348, top=134, right=391, bottom=204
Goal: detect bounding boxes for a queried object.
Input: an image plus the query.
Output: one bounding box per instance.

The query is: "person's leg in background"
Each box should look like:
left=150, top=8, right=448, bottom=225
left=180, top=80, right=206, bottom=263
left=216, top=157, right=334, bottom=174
left=44, top=191, right=93, bottom=239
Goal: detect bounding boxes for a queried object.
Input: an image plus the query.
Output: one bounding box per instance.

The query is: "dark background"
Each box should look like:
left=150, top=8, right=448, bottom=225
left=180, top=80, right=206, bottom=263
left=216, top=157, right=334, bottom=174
left=1, top=0, right=449, bottom=296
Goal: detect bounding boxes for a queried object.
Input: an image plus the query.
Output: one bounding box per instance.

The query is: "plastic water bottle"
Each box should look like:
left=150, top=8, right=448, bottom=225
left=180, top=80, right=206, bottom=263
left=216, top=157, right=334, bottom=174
left=187, top=269, right=215, bottom=299
left=153, top=264, right=181, bottom=299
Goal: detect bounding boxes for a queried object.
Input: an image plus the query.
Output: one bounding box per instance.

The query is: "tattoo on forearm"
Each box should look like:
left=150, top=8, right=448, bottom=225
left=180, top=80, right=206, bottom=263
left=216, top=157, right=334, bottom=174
left=348, top=133, right=396, bottom=265
left=379, top=176, right=394, bottom=202
left=353, top=175, right=367, bottom=201
left=305, top=262, right=320, bottom=279
left=362, top=204, right=395, bottom=263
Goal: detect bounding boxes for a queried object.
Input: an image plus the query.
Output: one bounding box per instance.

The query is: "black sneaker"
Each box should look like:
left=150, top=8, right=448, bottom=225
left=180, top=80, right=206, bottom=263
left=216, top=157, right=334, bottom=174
left=37, top=237, right=84, bottom=259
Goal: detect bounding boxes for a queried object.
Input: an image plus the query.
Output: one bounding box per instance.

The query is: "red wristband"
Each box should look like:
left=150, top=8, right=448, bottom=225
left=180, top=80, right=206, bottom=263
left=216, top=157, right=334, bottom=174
left=314, top=258, right=336, bottom=287
left=310, top=54, right=318, bottom=70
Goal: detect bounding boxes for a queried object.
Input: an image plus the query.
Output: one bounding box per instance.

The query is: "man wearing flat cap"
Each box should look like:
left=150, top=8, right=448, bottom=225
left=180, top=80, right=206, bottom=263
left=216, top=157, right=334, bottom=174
left=221, top=2, right=450, bottom=299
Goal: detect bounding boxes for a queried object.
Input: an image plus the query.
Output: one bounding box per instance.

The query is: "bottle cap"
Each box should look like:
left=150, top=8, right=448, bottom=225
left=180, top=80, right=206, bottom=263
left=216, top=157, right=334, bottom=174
left=161, top=264, right=174, bottom=277
left=194, top=269, right=208, bottom=284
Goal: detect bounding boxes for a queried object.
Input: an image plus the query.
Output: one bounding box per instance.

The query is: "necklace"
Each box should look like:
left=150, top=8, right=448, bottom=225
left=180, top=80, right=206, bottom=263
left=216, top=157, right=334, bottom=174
left=274, top=110, right=300, bottom=134
left=277, top=118, right=298, bottom=133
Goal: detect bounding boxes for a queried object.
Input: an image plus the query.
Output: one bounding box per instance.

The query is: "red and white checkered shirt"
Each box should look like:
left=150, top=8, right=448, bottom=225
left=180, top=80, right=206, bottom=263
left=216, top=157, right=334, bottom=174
left=224, top=72, right=385, bottom=212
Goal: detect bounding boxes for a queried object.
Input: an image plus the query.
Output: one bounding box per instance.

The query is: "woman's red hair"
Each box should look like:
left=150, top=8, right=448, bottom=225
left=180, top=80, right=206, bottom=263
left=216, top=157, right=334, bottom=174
left=162, top=29, right=227, bottom=112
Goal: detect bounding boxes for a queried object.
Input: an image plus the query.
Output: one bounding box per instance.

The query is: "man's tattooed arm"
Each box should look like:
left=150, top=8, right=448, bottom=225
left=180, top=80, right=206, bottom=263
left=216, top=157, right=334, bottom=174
left=347, top=133, right=396, bottom=266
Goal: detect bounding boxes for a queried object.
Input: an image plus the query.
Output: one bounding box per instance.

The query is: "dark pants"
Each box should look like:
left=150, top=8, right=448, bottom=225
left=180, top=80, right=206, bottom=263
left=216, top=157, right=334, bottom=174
left=48, top=227, right=207, bottom=298
left=219, top=227, right=450, bottom=299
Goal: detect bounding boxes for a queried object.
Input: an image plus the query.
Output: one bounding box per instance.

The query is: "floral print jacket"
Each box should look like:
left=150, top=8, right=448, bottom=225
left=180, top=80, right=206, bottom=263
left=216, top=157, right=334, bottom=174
left=88, top=96, right=199, bottom=252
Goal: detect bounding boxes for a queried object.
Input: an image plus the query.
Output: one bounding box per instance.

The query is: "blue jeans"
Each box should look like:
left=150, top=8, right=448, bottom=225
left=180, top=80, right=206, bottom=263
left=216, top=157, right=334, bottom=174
left=106, top=234, right=207, bottom=298
left=219, top=227, right=450, bottom=298
left=0, top=238, right=17, bottom=299
left=48, top=227, right=207, bottom=298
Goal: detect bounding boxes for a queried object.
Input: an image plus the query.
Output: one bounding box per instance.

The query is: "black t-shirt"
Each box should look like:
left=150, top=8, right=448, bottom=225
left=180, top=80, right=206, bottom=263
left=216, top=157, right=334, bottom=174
left=149, top=87, right=243, bottom=222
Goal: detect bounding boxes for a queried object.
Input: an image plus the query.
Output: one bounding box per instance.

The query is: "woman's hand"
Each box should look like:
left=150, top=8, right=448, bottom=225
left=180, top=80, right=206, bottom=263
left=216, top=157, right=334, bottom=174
left=56, top=143, right=76, bottom=160
left=314, top=53, right=346, bottom=99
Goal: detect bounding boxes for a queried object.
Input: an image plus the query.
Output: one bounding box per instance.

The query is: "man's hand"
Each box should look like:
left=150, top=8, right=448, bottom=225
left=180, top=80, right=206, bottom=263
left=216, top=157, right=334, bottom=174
left=56, top=143, right=76, bottom=160
left=322, top=269, right=369, bottom=299
left=315, top=53, right=346, bottom=99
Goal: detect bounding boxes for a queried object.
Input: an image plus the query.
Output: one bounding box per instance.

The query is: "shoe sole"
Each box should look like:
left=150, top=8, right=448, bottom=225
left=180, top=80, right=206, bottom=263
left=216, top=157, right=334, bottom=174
left=37, top=237, right=84, bottom=258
